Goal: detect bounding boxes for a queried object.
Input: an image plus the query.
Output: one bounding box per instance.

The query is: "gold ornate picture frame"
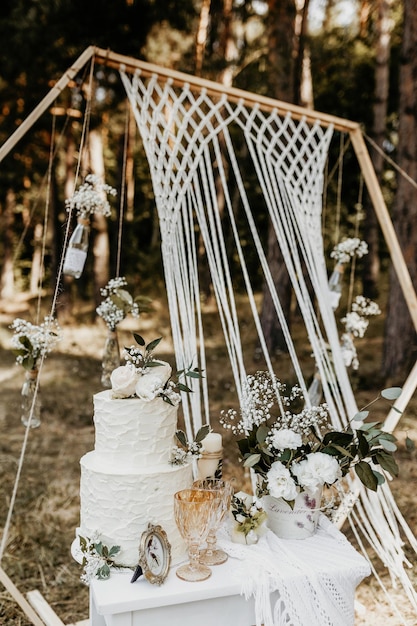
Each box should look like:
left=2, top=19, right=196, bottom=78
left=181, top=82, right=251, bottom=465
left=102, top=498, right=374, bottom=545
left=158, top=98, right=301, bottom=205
left=138, top=523, right=171, bottom=585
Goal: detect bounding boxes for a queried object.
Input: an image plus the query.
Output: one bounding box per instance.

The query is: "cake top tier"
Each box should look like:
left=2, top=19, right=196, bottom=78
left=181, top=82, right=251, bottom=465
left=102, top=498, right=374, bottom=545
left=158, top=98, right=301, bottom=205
left=93, top=390, right=178, bottom=469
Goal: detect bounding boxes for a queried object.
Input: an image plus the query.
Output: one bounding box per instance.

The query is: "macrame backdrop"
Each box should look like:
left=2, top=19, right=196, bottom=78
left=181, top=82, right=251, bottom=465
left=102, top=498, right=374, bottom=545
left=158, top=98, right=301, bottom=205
left=120, top=67, right=417, bottom=619
left=1, top=47, right=417, bottom=623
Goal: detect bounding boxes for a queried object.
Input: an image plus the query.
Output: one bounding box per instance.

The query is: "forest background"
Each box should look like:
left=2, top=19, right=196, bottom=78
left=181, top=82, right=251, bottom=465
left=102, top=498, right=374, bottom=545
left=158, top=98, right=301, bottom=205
left=1, top=0, right=417, bottom=624
left=0, top=0, right=416, bottom=380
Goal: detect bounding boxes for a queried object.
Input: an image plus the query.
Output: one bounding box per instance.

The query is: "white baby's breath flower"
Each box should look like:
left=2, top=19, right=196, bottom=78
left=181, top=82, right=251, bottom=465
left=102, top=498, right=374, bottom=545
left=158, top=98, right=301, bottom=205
left=330, top=238, right=368, bottom=264
left=66, top=174, right=117, bottom=218
left=270, top=428, right=302, bottom=451
left=341, top=311, right=369, bottom=338
left=10, top=316, right=61, bottom=370
left=96, top=276, right=140, bottom=330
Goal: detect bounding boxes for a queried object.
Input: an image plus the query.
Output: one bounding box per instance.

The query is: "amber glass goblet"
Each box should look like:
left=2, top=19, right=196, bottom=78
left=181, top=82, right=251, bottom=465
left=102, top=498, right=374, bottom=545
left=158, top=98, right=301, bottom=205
left=174, top=488, right=217, bottom=582
left=193, top=478, right=233, bottom=566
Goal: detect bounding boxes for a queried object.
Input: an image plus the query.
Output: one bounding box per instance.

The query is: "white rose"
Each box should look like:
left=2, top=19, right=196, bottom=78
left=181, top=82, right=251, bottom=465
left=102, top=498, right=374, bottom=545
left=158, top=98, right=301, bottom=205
left=292, top=452, right=342, bottom=491
left=110, top=365, right=140, bottom=398
left=266, top=461, right=298, bottom=501
left=270, top=428, right=302, bottom=451
left=135, top=372, right=166, bottom=401
left=150, top=360, right=172, bottom=385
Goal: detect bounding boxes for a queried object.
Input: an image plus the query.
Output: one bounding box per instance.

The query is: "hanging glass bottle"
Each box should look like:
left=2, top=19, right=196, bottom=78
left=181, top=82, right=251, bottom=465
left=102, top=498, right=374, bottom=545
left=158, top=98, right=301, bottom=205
left=101, top=328, right=121, bottom=387
left=328, top=262, right=345, bottom=310
left=21, top=368, right=41, bottom=428
left=63, top=215, right=90, bottom=279
left=307, top=367, right=323, bottom=406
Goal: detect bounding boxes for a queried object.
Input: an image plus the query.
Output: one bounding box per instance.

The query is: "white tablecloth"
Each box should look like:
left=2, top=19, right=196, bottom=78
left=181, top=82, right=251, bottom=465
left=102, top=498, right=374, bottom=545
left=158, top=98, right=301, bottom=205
left=217, top=514, right=371, bottom=626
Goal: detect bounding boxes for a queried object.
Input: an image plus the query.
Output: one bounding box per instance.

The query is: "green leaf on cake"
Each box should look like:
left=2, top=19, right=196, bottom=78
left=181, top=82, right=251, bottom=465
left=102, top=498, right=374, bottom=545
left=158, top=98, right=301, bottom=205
left=133, top=333, right=145, bottom=346
left=146, top=337, right=162, bottom=352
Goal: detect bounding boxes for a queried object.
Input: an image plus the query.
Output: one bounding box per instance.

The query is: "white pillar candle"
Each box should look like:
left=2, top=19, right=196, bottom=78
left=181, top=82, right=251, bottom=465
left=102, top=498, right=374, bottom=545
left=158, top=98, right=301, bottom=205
left=197, top=432, right=223, bottom=479
left=202, top=432, right=222, bottom=453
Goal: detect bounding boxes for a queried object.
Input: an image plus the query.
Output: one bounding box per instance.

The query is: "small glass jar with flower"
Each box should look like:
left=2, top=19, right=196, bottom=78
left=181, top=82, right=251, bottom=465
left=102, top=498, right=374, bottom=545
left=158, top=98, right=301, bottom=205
left=96, top=277, right=149, bottom=387
left=10, top=316, right=61, bottom=428
left=220, top=371, right=401, bottom=539
left=63, top=175, right=117, bottom=279
left=230, top=491, right=268, bottom=545
left=328, top=237, right=368, bottom=310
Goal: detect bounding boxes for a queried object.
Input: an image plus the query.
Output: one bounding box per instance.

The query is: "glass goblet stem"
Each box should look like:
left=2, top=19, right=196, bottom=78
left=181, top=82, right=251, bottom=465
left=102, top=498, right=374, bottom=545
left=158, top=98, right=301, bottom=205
left=188, top=543, right=201, bottom=571
left=204, top=530, right=216, bottom=558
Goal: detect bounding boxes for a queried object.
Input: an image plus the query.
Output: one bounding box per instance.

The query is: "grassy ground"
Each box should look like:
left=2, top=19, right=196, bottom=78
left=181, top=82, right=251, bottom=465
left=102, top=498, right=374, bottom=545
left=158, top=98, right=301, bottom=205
left=0, top=297, right=416, bottom=625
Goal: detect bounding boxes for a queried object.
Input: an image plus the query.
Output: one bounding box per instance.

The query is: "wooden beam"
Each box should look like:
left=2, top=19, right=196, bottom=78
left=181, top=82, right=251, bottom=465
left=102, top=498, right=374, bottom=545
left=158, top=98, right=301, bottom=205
left=0, top=566, right=46, bottom=626
left=349, top=127, right=417, bottom=333
left=0, top=46, right=96, bottom=163
left=92, top=46, right=360, bottom=133
left=384, top=359, right=417, bottom=432
left=27, top=590, right=65, bottom=626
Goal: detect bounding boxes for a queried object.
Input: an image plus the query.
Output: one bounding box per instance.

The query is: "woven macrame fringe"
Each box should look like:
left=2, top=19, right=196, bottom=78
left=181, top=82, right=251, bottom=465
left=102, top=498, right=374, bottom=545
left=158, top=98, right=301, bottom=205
left=120, top=67, right=417, bottom=621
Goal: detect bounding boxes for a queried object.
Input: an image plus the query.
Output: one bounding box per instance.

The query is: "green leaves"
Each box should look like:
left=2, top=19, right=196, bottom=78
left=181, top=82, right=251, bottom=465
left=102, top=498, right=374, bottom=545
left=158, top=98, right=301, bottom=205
left=243, top=453, right=262, bottom=468
left=78, top=535, right=121, bottom=584
left=381, top=387, right=402, bottom=401
left=355, top=461, right=379, bottom=491
left=174, top=424, right=211, bottom=458
left=374, top=451, right=399, bottom=478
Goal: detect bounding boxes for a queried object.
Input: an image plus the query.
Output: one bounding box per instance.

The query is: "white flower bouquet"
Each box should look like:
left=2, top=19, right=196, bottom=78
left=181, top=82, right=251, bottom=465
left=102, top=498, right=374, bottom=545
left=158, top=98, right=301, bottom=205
left=220, top=371, right=401, bottom=506
left=96, top=276, right=149, bottom=331
left=65, top=174, right=117, bottom=218
left=10, top=316, right=61, bottom=371
left=110, top=333, right=202, bottom=405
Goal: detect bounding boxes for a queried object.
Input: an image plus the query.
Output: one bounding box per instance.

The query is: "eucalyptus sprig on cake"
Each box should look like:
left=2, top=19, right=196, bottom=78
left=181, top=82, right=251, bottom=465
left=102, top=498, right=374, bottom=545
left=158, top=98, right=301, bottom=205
left=110, top=333, right=203, bottom=405
left=78, top=533, right=121, bottom=585
left=171, top=424, right=211, bottom=465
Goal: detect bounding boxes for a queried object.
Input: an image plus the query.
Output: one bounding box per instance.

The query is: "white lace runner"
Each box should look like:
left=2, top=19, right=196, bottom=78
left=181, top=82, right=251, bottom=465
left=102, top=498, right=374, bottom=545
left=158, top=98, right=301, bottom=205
left=218, top=515, right=370, bottom=626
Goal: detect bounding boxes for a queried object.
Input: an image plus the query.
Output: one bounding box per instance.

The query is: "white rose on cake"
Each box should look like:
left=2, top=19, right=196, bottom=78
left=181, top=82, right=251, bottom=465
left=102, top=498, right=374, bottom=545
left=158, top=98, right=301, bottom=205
left=110, top=365, right=140, bottom=398
left=135, top=362, right=172, bottom=401
left=151, top=360, right=172, bottom=384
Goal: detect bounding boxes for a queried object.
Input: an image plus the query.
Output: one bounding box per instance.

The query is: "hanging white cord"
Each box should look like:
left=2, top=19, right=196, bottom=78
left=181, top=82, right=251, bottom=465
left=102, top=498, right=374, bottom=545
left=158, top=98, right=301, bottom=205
left=115, top=102, right=130, bottom=279
left=0, top=58, right=96, bottom=564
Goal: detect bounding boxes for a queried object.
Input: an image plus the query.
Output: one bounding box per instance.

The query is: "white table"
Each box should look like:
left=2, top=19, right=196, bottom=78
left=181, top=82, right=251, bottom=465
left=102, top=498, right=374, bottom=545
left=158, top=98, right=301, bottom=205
left=89, top=517, right=371, bottom=626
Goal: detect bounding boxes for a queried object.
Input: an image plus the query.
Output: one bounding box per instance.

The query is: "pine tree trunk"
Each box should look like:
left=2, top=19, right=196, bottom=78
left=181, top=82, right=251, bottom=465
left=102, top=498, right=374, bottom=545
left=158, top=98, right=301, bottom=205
left=259, top=0, right=305, bottom=353
left=382, top=0, right=417, bottom=379
left=0, top=188, right=16, bottom=300
left=89, top=128, right=110, bottom=309
left=363, top=0, right=394, bottom=298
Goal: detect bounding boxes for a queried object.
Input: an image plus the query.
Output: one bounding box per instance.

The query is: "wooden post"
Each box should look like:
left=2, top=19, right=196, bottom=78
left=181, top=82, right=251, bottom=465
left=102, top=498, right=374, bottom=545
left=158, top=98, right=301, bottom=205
left=0, top=566, right=46, bottom=626
left=349, top=127, right=417, bottom=333
left=0, top=46, right=96, bottom=163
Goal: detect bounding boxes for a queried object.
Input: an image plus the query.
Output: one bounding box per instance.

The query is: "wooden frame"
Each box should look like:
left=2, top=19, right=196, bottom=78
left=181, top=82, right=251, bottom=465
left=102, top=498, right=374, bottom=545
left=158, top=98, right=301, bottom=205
left=138, top=523, right=171, bottom=586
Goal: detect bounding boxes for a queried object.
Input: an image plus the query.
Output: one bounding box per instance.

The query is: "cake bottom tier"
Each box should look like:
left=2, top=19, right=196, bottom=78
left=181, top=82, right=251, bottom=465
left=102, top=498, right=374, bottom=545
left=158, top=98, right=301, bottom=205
left=79, top=452, right=193, bottom=567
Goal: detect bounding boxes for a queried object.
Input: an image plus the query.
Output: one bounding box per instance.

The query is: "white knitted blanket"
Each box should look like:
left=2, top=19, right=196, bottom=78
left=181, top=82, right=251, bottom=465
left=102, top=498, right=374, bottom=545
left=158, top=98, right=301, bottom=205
left=217, top=514, right=371, bottom=626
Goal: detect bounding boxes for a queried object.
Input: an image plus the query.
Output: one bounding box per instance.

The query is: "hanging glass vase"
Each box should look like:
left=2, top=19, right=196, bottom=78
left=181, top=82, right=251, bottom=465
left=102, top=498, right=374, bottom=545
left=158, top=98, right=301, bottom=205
left=101, top=328, right=120, bottom=387
left=307, top=368, right=323, bottom=406
left=63, top=215, right=90, bottom=279
left=21, top=368, right=41, bottom=429
left=328, top=262, right=345, bottom=310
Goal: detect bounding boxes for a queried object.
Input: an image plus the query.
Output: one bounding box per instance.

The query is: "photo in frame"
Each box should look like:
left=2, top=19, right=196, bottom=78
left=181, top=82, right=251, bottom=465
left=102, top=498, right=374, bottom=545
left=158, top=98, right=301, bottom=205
left=136, top=523, right=172, bottom=585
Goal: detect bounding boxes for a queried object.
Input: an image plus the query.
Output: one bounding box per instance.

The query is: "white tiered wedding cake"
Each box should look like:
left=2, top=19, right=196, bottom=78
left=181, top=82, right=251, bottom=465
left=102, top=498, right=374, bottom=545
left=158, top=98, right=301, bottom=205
left=77, top=339, right=193, bottom=568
